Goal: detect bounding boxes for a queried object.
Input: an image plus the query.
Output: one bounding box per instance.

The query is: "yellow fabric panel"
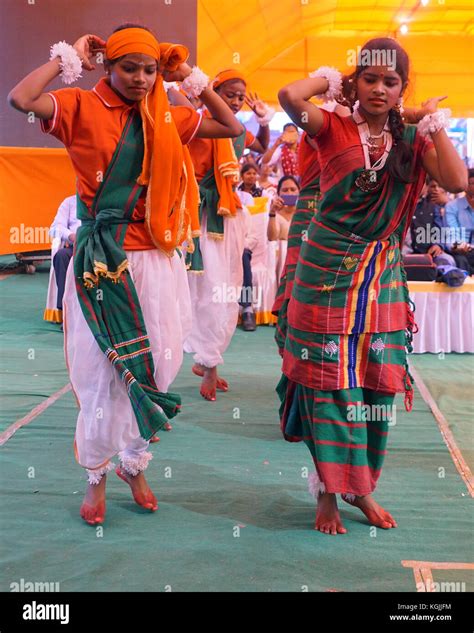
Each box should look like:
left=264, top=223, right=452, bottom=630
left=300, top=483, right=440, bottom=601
left=408, top=279, right=474, bottom=294
left=0, top=147, right=76, bottom=255
left=246, top=197, right=269, bottom=215
left=198, top=0, right=474, bottom=117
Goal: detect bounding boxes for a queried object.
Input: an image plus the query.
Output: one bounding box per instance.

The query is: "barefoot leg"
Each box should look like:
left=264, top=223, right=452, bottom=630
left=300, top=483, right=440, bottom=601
left=341, top=493, right=397, bottom=529
left=80, top=476, right=106, bottom=525
left=116, top=467, right=158, bottom=511
left=199, top=366, right=218, bottom=401
left=315, top=493, right=347, bottom=535
left=192, top=363, right=228, bottom=392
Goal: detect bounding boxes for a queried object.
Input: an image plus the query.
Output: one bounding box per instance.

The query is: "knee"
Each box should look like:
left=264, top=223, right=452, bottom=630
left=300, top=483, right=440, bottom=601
left=53, top=247, right=73, bottom=266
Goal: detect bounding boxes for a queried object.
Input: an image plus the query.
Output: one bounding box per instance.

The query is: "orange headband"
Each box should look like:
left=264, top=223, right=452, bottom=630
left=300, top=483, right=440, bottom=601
left=213, top=69, right=247, bottom=90
left=106, top=27, right=189, bottom=70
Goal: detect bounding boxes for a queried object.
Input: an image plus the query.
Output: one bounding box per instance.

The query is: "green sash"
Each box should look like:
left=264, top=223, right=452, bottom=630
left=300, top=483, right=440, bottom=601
left=73, top=110, right=181, bottom=441
left=186, top=130, right=246, bottom=272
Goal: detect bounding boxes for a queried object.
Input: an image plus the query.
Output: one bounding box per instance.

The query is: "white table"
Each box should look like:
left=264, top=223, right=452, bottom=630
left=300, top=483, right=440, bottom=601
left=408, top=278, right=474, bottom=353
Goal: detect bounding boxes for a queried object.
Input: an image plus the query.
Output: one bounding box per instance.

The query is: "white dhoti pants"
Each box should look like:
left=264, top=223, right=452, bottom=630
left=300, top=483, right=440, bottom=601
left=63, top=249, right=191, bottom=478
left=184, top=209, right=246, bottom=368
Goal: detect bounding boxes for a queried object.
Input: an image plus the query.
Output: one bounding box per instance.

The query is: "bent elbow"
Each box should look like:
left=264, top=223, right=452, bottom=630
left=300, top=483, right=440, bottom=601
left=230, top=122, right=245, bottom=138
left=278, top=87, right=291, bottom=109
left=444, top=177, right=468, bottom=194
left=8, top=91, right=28, bottom=113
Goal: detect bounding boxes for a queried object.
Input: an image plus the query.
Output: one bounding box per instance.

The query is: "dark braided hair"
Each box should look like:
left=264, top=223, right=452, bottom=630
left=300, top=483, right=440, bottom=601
left=341, top=37, right=414, bottom=184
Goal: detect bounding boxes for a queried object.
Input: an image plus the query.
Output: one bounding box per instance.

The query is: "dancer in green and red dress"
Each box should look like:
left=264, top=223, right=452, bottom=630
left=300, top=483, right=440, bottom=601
left=277, top=38, right=467, bottom=535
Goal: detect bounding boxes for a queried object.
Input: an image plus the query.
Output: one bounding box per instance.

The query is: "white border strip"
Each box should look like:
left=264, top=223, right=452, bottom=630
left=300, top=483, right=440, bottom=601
left=0, top=383, right=71, bottom=446
left=410, top=365, right=474, bottom=497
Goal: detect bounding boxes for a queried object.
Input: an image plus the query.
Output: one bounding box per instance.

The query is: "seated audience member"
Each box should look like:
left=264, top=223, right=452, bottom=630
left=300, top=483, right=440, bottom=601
left=267, top=176, right=300, bottom=281
left=410, top=177, right=455, bottom=266
left=261, top=123, right=300, bottom=179
left=44, top=195, right=79, bottom=324
left=445, top=168, right=474, bottom=275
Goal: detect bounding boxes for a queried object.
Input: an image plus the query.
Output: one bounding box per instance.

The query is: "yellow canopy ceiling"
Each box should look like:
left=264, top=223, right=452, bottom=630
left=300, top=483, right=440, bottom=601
left=197, top=0, right=474, bottom=117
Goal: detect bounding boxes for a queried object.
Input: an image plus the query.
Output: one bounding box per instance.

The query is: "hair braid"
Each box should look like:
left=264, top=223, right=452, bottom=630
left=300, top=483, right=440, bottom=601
left=386, top=108, right=414, bottom=184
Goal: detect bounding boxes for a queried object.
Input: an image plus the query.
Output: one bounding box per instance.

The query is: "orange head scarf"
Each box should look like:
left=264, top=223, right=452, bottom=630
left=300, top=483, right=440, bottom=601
left=212, top=69, right=247, bottom=91
left=105, top=27, right=199, bottom=254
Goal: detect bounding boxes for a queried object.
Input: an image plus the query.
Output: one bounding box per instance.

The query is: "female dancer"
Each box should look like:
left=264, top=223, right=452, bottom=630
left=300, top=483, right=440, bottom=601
left=185, top=70, right=273, bottom=400
left=277, top=38, right=466, bottom=534
left=9, top=25, right=242, bottom=525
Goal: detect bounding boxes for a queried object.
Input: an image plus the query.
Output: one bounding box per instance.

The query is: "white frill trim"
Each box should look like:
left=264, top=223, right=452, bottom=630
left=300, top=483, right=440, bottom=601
left=309, top=66, right=343, bottom=103
left=118, top=450, right=153, bottom=476
left=50, top=41, right=83, bottom=85
left=255, top=105, right=275, bottom=126
left=182, top=66, right=209, bottom=98
left=308, top=471, right=326, bottom=498
left=163, top=81, right=179, bottom=93
left=86, top=461, right=115, bottom=485
left=417, top=108, right=451, bottom=137
left=341, top=493, right=356, bottom=503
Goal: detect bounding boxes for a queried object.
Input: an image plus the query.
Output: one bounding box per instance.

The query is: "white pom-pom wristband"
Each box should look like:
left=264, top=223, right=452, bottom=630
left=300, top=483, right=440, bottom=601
left=163, top=81, right=179, bottom=93
left=417, top=108, right=451, bottom=137
left=50, top=41, right=83, bottom=85
left=182, top=66, right=209, bottom=98
left=256, top=104, right=275, bottom=126
left=309, top=66, right=343, bottom=103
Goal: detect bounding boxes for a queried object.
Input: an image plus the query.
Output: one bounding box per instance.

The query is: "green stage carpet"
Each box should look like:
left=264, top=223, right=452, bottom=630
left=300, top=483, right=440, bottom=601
left=1, top=269, right=472, bottom=592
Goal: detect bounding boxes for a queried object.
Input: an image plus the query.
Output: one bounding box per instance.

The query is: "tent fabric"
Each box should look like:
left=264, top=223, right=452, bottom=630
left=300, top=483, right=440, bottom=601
left=197, top=0, right=474, bottom=117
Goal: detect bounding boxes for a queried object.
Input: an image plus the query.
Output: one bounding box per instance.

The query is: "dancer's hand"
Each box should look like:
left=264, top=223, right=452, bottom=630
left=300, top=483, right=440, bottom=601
left=162, top=62, right=192, bottom=83
left=73, top=34, right=106, bottom=71
left=244, top=92, right=267, bottom=118
left=419, top=95, right=448, bottom=117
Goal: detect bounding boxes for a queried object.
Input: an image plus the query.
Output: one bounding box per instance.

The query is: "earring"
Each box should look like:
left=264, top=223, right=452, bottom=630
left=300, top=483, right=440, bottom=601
left=394, top=97, right=404, bottom=115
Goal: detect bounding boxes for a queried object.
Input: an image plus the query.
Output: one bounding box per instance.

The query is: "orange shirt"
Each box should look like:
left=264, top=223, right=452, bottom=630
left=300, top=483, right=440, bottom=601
left=41, top=78, right=202, bottom=250
left=189, top=127, right=255, bottom=182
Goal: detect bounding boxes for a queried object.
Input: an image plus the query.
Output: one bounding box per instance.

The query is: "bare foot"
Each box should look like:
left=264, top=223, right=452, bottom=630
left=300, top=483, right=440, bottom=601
left=80, top=476, right=106, bottom=525
left=149, top=435, right=160, bottom=443
left=315, top=492, right=347, bottom=535
left=163, top=422, right=172, bottom=431
left=342, top=493, right=397, bottom=529
left=115, top=466, right=158, bottom=511
left=195, top=365, right=220, bottom=401
left=192, top=363, right=228, bottom=392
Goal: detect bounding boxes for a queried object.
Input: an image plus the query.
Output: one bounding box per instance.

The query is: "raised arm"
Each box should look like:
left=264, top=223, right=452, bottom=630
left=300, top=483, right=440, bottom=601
left=419, top=98, right=467, bottom=193
left=261, top=136, right=283, bottom=165
left=278, top=77, right=329, bottom=136
left=8, top=35, right=105, bottom=119
left=244, top=93, right=270, bottom=154
left=164, top=64, right=243, bottom=139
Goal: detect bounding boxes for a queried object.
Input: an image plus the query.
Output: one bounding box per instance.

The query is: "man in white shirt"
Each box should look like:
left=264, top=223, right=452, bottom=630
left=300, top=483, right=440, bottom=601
left=49, top=195, right=80, bottom=312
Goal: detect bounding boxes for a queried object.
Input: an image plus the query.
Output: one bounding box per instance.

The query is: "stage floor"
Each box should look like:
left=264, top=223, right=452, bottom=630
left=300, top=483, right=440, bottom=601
left=1, top=266, right=473, bottom=592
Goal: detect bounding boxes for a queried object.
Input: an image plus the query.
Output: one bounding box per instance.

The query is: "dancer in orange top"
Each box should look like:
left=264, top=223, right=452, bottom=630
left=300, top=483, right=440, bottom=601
left=184, top=69, right=273, bottom=400
left=9, top=24, right=242, bottom=526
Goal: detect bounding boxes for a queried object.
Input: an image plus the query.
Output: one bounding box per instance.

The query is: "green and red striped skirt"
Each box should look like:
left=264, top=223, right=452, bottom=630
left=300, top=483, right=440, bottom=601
left=277, top=375, right=395, bottom=496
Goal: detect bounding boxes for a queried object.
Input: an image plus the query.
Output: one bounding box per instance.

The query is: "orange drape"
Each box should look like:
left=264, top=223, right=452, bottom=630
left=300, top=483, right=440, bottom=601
left=0, top=147, right=76, bottom=255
